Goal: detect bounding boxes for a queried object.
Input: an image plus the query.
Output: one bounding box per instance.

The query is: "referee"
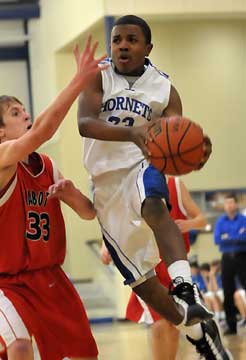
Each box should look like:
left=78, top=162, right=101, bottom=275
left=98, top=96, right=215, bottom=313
left=214, top=194, right=246, bottom=335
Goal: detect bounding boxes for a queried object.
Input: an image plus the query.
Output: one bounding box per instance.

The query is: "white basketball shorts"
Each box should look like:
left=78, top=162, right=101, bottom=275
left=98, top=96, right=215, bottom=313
left=0, top=289, right=30, bottom=351
left=93, top=160, right=170, bottom=288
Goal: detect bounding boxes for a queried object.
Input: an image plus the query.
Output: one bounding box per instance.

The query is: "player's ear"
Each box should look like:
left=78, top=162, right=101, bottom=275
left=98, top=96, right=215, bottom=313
left=146, top=43, right=153, bottom=56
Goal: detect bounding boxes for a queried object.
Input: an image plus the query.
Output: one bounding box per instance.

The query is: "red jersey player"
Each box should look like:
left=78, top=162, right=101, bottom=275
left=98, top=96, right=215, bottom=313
left=0, top=38, right=107, bottom=360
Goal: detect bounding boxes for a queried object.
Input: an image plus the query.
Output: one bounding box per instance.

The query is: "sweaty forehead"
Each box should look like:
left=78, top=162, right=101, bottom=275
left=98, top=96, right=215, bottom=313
left=112, top=24, right=144, bottom=38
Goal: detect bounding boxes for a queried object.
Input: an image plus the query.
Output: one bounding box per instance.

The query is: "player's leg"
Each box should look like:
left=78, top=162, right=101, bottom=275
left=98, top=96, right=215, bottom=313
left=133, top=276, right=183, bottom=324
left=7, top=340, right=33, bottom=360
left=142, top=197, right=213, bottom=325
left=0, top=290, right=34, bottom=360
left=133, top=281, right=232, bottom=360
left=135, top=163, right=212, bottom=324
left=142, top=197, right=187, bottom=266
left=151, top=319, right=179, bottom=360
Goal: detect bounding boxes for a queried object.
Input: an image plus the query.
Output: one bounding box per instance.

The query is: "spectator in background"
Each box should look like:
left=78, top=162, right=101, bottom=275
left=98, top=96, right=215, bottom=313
left=210, top=260, right=223, bottom=302
left=214, top=194, right=246, bottom=335
left=190, top=262, right=207, bottom=294
left=234, top=287, right=246, bottom=327
left=200, top=262, right=225, bottom=323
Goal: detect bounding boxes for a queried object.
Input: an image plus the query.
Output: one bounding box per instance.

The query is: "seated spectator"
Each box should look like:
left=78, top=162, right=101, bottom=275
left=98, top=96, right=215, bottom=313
left=234, top=279, right=246, bottom=327
left=210, top=260, right=224, bottom=304
left=200, top=262, right=225, bottom=322
left=190, top=261, right=207, bottom=293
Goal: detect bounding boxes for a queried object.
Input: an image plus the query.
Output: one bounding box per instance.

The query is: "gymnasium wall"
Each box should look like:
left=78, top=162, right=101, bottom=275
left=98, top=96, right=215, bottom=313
left=104, top=0, right=246, bottom=17
left=26, top=1, right=246, bottom=279
left=0, top=20, right=30, bottom=109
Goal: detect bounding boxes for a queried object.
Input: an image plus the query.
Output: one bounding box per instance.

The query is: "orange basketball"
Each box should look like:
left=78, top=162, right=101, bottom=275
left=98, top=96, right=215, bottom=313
left=147, top=116, right=207, bottom=176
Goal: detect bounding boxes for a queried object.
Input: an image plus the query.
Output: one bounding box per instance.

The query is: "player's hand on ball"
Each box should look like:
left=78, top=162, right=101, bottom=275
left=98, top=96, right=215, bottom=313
left=130, top=122, right=155, bottom=158
left=195, top=135, right=212, bottom=170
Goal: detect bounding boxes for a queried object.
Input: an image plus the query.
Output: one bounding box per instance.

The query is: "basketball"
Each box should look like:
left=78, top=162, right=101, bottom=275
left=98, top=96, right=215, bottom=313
left=147, top=116, right=208, bottom=176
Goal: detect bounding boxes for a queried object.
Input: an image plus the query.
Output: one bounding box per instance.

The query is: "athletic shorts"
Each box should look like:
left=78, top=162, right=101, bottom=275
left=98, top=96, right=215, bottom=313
left=126, top=260, right=171, bottom=324
left=93, top=160, right=170, bottom=288
left=0, top=266, right=98, bottom=359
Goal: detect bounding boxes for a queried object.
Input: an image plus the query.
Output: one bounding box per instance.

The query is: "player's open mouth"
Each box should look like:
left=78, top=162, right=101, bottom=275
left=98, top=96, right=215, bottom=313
left=27, top=124, right=32, bottom=130
left=118, top=56, right=130, bottom=64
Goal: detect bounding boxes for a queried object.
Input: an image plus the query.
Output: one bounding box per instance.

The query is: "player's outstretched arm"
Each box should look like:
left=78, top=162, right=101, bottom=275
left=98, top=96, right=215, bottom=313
left=0, top=36, right=107, bottom=170
left=174, top=179, right=207, bottom=233
left=48, top=176, right=96, bottom=220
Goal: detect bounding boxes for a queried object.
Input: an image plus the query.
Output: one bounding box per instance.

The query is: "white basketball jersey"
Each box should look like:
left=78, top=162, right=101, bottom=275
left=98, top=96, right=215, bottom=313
left=83, top=59, right=171, bottom=178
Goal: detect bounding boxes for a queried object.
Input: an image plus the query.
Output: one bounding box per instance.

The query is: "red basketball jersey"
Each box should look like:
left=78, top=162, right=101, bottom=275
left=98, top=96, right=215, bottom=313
left=0, top=153, right=66, bottom=274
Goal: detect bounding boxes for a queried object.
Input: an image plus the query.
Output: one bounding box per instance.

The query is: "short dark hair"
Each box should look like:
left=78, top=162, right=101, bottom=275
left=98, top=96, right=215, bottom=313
left=224, top=193, right=237, bottom=202
left=0, top=95, right=22, bottom=127
left=190, top=261, right=199, bottom=269
left=113, top=15, right=152, bottom=44
left=200, top=263, right=210, bottom=272
left=211, top=259, right=221, bottom=267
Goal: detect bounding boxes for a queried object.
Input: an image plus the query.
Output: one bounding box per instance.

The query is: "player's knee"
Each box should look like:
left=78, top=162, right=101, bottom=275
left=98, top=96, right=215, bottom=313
left=142, top=197, right=169, bottom=227
left=8, top=339, right=33, bottom=360
left=152, top=320, right=168, bottom=339
left=152, top=319, right=178, bottom=342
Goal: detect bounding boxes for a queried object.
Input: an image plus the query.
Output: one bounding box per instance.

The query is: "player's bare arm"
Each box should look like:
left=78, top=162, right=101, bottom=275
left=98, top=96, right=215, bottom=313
left=175, top=180, right=207, bottom=233
left=162, top=85, right=183, bottom=117
left=48, top=173, right=96, bottom=220
left=0, top=37, right=106, bottom=187
left=78, top=72, right=135, bottom=141
left=78, top=72, right=153, bottom=158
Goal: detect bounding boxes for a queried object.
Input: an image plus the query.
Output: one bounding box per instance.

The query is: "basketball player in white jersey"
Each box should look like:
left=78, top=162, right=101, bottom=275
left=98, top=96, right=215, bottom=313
left=77, top=15, right=229, bottom=359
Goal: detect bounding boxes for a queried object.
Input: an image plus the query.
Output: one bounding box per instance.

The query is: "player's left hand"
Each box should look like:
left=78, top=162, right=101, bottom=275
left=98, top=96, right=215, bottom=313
left=73, top=36, right=109, bottom=87
left=195, top=135, right=212, bottom=170
left=48, top=179, right=74, bottom=200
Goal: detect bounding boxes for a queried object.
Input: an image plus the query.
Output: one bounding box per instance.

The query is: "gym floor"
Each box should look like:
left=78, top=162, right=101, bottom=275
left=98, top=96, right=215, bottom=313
left=92, top=321, right=245, bottom=360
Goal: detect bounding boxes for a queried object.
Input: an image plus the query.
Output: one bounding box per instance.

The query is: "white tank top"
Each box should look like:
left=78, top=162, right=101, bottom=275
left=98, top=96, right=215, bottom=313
left=83, top=59, right=171, bottom=178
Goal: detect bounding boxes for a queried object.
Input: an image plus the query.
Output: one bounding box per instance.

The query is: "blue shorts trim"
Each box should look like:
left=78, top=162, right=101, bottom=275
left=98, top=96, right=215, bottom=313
left=102, top=231, right=142, bottom=285
left=137, top=164, right=170, bottom=208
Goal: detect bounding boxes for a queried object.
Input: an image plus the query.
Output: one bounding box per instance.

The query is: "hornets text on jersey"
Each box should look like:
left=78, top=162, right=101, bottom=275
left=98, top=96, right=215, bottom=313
left=83, top=59, right=171, bottom=178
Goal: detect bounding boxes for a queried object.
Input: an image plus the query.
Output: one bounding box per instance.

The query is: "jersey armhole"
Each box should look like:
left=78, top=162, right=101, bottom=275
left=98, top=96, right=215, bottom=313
left=50, top=158, right=59, bottom=184
left=0, top=174, right=17, bottom=206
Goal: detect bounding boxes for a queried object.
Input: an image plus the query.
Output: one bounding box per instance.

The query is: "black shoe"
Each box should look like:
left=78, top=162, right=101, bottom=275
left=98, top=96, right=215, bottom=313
left=223, top=328, right=237, bottom=336
left=187, top=318, right=234, bottom=359
left=171, top=282, right=214, bottom=325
